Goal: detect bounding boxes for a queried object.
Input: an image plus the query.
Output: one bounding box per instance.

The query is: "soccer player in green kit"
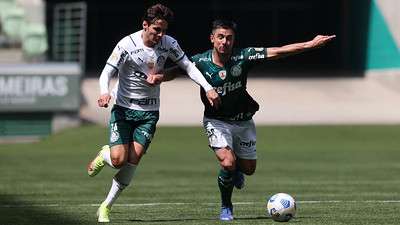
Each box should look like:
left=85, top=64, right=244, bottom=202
left=148, top=19, right=335, bottom=221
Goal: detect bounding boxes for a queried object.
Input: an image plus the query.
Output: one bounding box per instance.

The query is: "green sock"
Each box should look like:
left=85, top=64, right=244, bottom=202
left=218, top=169, right=233, bottom=207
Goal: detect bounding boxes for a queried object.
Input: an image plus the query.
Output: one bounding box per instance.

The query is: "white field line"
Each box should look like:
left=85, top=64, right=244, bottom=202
left=1, top=200, right=400, bottom=208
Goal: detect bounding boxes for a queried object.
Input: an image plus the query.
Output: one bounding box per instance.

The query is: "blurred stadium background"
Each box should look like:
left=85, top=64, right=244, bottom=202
left=0, top=0, right=399, bottom=138
left=0, top=1, right=400, bottom=224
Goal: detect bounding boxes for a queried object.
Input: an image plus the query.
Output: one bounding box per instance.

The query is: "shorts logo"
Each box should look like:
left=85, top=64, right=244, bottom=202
left=219, top=70, right=227, bottom=80
left=110, top=123, right=120, bottom=143
left=240, top=140, right=256, bottom=148
left=141, top=130, right=153, bottom=141
left=231, top=65, right=242, bottom=77
left=206, top=127, right=218, bottom=146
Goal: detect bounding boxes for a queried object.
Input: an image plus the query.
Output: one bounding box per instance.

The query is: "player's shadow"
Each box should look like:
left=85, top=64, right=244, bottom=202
left=129, top=215, right=271, bottom=223
left=0, top=195, right=90, bottom=225
left=129, top=216, right=305, bottom=223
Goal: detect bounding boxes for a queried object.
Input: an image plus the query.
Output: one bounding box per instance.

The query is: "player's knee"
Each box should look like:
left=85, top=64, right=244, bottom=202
left=220, top=159, right=235, bottom=171
left=239, top=159, right=256, bottom=175
left=111, top=157, right=126, bottom=168
left=242, top=167, right=256, bottom=176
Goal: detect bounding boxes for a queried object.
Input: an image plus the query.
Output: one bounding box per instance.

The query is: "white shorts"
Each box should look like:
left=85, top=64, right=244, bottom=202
left=203, top=117, right=257, bottom=160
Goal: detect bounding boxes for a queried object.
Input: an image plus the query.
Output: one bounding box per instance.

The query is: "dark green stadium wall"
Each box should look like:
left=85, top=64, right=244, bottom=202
left=0, top=113, right=52, bottom=137
left=45, top=0, right=373, bottom=76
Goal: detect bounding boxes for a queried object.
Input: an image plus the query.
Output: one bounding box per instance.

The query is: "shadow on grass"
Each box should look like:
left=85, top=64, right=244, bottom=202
left=0, top=195, right=90, bottom=225
left=129, top=215, right=271, bottom=223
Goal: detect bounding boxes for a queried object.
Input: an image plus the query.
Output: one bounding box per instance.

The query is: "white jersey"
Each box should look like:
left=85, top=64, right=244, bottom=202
left=106, top=30, right=185, bottom=111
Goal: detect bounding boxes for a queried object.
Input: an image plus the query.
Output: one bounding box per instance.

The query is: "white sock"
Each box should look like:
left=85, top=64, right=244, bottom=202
left=104, top=178, right=125, bottom=208
left=101, top=146, right=115, bottom=168
left=103, top=163, right=137, bottom=208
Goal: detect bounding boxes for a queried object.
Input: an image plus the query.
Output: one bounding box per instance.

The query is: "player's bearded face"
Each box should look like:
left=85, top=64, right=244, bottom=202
left=142, top=19, right=168, bottom=46
left=211, top=28, right=235, bottom=54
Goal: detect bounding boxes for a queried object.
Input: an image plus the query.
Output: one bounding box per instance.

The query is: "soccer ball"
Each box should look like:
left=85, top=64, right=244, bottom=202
left=266, top=193, right=296, bottom=222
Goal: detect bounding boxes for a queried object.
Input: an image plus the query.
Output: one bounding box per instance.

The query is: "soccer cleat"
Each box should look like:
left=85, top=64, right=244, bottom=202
left=219, top=206, right=234, bottom=221
left=87, top=145, right=108, bottom=177
left=97, top=202, right=111, bottom=223
left=233, top=168, right=245, bottom=189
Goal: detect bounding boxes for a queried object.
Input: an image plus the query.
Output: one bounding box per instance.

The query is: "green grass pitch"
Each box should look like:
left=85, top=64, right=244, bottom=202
left=0, top=125, right=399, bottom=225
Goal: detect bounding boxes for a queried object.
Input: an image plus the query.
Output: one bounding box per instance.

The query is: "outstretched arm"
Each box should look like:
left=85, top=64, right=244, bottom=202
left=147, top=57, right=221, bottom=109
left=266, top=35, right=336, bottom=60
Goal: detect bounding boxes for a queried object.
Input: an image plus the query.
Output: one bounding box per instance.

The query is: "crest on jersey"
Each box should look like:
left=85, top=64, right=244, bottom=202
left=147, top=56, right=155, bottom=70
left=218, top=70, right=227, bottom=80
left=231, top=65, right=242, bottom=77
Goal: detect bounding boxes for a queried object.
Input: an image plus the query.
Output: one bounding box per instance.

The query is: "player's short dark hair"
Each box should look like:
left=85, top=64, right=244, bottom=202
left=211, top=19, right=237, bottom=33
left=143, top=4, right=174, bottom=24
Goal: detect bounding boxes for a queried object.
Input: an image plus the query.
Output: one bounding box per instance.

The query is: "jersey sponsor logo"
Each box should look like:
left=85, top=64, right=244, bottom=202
left=129, top=98, right=157, bottom=105
left=229, top=113, right=244, bottom=120
left=248, top=53, right=265, bottom=60
left=254, top=47, right=264, bottom=51
left=231, top=65, right=242, bottom=77
left=198, top=57, right=211, bottom=62
left=215, top=81, right=242, bottom=96
left=231, top=54, right=244, bottom=61
left=131, top=48, right=144, bottom=55
left=218, top=70, right=227, bottom=80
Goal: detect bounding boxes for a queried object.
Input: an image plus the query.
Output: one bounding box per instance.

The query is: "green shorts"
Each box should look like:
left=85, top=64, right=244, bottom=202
left=109, top=105, right=159, bottom=151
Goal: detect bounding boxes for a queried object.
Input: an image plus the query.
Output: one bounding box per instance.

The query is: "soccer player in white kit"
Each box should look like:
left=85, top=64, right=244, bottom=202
left=87, top=4, right=220, bottom=222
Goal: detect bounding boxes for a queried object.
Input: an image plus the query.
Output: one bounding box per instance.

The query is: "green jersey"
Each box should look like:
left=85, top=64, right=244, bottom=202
left=191, top=47, right=267, bottom=121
